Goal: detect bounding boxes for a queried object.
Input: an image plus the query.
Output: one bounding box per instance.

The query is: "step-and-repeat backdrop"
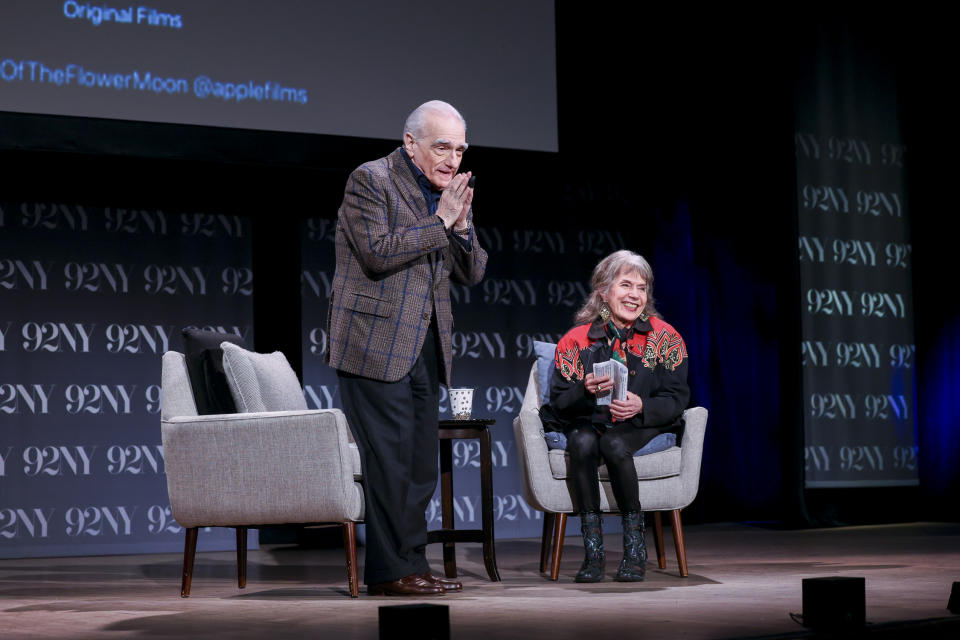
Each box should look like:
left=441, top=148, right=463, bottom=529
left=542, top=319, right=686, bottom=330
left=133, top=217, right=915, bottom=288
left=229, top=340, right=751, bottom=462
left=1, top=202, right=254, bottom=557
left=2, top=196, right=632, bottom=557
left=796, top=35, right=918, bottom=487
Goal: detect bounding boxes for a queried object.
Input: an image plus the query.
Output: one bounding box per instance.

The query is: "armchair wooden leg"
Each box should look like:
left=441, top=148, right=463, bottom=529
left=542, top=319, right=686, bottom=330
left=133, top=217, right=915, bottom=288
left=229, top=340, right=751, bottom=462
left=670, top=509, right=689, bottom=577
left=236, top=526, right=247, bottom=588
left=550, top=513, right=567, bottom=581
left=181, top=527, right=198, bottom=598
left=343, top=522, right=359, bottom=598
left=540, top=513, right=556, bottom=573
left=653, top=512, right=666, bottom=570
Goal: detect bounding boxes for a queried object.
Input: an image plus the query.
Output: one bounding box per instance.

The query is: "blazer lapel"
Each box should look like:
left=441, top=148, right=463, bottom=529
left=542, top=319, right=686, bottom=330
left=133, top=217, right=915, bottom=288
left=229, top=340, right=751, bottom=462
left=388, top=148, right=431, bottom=220
left=388, top=148, right=444, bottom=277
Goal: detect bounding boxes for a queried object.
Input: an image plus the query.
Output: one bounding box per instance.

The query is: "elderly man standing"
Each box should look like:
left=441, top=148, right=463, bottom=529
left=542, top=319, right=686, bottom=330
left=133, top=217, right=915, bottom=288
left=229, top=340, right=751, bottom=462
left=326, top=100, right=488, bottom=596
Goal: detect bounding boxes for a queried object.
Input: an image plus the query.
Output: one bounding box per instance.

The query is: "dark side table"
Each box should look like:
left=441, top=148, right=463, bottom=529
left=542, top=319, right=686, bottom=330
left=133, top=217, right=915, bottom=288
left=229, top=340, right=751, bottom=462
left=427, top=418, right=501, bottom=581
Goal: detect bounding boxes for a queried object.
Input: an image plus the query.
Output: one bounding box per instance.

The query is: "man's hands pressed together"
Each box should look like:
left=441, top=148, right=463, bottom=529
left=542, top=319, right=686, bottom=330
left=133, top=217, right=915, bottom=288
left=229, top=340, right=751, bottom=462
left=436, top=170, right=474, bottom=230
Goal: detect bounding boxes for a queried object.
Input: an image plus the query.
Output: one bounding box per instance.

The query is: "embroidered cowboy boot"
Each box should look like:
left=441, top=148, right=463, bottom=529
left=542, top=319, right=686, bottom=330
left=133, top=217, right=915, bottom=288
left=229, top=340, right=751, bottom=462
left=574, top=511, right=605, bottom=583
left=615, top=510, right=647, bottom=581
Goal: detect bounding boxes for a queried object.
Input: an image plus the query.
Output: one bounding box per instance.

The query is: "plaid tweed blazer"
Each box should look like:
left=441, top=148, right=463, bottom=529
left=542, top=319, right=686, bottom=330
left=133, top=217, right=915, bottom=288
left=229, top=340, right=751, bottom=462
left=325, top=147, right=488, bottom=386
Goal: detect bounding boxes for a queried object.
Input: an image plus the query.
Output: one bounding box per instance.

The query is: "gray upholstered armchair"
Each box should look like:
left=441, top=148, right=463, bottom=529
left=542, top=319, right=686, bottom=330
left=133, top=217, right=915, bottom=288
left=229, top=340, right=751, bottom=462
left=513, top=361, right=708, bottom=580
left=160, top=350, right=364, bottom=597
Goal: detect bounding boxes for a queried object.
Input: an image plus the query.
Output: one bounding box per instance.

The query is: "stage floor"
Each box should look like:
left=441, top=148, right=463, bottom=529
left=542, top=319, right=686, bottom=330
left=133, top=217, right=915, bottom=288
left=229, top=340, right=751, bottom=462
left=1, top=522, right=959, bottom=639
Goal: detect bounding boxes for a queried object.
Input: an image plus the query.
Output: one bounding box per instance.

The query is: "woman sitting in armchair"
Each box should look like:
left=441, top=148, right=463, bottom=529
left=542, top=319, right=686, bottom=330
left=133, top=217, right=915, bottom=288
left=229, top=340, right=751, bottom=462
left=539, top=250, right=689, bottom=582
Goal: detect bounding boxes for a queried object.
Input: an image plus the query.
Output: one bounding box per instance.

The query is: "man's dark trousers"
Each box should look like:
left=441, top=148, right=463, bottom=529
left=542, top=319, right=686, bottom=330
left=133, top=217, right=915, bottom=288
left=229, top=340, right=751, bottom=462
left=337, top=324, right=441, bottom=585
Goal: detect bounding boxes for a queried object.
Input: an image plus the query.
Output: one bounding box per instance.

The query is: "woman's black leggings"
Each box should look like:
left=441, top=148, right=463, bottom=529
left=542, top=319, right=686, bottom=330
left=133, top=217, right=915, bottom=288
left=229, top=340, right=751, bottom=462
left=565, top=422, right=661, bottom=513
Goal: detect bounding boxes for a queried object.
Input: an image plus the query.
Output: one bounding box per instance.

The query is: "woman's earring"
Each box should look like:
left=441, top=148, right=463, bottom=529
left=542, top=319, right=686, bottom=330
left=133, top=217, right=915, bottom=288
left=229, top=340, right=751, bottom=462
left=639, top=311, right=649, bottom=321
left=599, top=301, right=611, bottom=323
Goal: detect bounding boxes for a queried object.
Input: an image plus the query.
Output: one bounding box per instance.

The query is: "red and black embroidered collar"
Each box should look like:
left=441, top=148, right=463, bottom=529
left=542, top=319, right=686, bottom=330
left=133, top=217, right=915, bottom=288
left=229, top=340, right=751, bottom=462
left=585, top=316, right=653, bottom=341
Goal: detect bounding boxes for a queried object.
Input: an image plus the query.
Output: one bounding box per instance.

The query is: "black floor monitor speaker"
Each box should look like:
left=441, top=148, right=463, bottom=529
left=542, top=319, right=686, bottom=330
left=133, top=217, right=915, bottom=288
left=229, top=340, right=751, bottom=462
left=379, top=603, right=450, bottom=640
left=802, top=576, right=866, bottom=630
left=949, top=581, right=960, bottom=614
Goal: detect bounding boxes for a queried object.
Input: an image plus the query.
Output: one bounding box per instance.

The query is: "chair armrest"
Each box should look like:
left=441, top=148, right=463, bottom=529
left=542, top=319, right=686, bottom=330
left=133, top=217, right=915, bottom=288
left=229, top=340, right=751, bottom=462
left=160, top=408, right=362, bottom=527
left=513, top=362, right=566, bottom=512
left=677, top=406, right=708, bottom=508
left=163, top=408, right=335, bottom=423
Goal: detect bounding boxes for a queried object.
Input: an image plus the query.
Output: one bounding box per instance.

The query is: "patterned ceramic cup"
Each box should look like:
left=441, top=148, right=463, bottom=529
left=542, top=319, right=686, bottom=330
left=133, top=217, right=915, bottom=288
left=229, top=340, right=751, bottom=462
left=448, top=388, right=474, bottom=420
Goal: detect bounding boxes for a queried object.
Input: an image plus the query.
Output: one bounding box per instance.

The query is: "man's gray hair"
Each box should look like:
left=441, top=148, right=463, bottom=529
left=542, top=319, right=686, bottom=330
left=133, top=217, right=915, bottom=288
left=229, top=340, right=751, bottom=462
left=573, top=250, right=661, bottom=325
left=403, top=100, right=467, bottom=140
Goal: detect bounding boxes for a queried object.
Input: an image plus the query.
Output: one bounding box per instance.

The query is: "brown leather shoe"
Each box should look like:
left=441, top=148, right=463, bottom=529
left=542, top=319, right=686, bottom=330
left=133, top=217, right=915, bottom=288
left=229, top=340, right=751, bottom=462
left=367, top=574, right=444, bottom=596
left=421, top=571, right=463, bottom=592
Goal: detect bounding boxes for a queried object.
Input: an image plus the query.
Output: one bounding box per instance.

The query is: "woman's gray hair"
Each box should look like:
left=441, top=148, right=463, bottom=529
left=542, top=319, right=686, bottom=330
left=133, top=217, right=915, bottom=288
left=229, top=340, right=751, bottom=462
left=403, top=100, right=467, bottom=140
left=573, top=250, right=661, bottom=325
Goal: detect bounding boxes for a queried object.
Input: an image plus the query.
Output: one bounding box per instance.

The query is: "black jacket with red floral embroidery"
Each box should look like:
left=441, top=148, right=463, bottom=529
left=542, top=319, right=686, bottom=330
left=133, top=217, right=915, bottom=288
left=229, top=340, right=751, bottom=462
left=539, top=316, right=690, bottom=435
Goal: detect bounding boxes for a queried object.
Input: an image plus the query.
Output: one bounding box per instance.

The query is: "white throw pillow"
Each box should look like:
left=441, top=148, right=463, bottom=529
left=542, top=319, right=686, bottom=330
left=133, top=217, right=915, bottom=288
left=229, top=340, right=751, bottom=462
left=220, top=342, right=307, bottom=412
